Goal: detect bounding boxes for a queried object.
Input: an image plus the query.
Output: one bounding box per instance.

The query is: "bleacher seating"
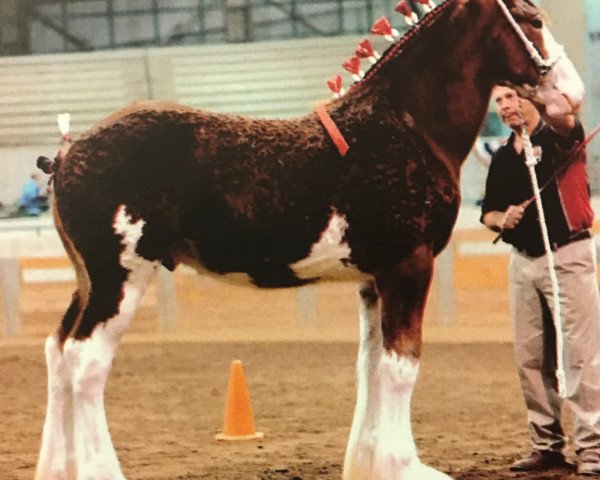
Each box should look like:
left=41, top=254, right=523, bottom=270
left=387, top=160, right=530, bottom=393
left=0, top=34, right=381, bottom=146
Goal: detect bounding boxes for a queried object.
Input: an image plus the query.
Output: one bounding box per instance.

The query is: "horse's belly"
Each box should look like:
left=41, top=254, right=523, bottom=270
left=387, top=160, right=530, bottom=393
left=182, top=211, right=370, bottom=286
left=290, top=252, right=371, bottom=282
left=289, top=213, right=371, bottom=283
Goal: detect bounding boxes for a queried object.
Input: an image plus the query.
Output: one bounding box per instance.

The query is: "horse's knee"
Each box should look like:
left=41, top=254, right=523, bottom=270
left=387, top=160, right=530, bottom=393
left=63, top=338, right=113, bottom=401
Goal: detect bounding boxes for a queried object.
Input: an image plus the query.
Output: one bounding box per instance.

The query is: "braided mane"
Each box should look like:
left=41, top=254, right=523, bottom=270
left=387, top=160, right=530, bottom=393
left=352, top=0, right=456, bottom=90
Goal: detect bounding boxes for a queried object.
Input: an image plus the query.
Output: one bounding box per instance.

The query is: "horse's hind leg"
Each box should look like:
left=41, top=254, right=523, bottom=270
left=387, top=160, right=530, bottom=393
left=344, top=246, right=453, bottom=480
left=36, top=214, right=89, bottom=480
left=35, top=294, right=83, bottom=480
left=36, top=206, right=160, bottom=480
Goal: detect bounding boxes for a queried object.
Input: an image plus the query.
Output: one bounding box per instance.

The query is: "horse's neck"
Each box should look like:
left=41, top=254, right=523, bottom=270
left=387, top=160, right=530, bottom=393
left=401, top=58, right=493, bottom=175
left=333, top=3, right=494, bottom=177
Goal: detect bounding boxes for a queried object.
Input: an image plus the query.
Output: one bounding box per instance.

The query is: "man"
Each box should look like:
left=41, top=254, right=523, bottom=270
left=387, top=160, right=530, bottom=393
left=481, top=85, right=600, bottom=476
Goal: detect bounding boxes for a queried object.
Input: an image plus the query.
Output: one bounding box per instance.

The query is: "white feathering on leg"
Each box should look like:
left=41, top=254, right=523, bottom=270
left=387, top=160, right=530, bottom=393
left=58, top=205, right=159, bottom=480
left=345, top=346, right=454, bottom=480
left=35, top=336, right=71, bottom=480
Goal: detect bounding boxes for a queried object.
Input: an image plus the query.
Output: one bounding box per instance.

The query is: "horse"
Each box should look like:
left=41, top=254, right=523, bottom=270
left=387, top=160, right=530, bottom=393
left=33, top=1, right=584, bottom=479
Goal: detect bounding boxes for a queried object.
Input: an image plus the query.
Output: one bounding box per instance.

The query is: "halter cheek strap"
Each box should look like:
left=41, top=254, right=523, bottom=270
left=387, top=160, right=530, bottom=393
left=316, top=105, right=350, bottom=157
left=494, top=0, right=562, bottom=75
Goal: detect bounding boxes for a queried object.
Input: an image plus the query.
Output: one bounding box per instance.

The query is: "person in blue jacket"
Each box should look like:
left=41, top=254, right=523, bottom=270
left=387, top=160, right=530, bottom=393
left=19, top=173, right=48, bottom=216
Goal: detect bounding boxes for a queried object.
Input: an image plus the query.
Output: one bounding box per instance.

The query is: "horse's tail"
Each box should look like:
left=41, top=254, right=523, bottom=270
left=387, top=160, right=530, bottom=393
left=37, top=138, right=71, bottom=180
left=38, top=112, right=74, bottom=177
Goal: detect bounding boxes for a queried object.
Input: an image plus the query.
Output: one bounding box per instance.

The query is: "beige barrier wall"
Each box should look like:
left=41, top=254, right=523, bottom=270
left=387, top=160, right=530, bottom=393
left=0, top=223, right=514, bottom=343
left=5, top=207, right=600, bottom=343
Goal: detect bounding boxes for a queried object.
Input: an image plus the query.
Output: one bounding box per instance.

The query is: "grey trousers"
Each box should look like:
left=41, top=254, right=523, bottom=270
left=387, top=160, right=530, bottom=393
left=509, top=237, right=600, bottom=454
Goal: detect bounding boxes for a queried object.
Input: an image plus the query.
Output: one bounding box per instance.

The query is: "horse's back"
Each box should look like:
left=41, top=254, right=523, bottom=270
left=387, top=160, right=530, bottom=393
left=89, top=100, right=195, bottom=131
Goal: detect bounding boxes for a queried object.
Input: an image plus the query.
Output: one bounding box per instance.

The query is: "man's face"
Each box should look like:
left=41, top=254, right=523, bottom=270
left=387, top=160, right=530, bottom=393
left=493, top=86, right=537, bottom=130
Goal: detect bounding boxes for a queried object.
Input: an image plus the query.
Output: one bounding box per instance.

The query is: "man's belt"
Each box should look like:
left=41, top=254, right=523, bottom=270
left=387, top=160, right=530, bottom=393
left=516, top=230, right=591, bottom=258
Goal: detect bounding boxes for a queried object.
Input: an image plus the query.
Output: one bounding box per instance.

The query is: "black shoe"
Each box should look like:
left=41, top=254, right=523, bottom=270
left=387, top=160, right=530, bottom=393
left=509, top=450, right=571, bottom=472
left=578, top=450, right=600, bottom=476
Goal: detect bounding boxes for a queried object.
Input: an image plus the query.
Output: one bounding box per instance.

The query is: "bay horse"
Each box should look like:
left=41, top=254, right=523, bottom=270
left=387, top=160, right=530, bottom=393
left=34, top=1, right=584, bottom=479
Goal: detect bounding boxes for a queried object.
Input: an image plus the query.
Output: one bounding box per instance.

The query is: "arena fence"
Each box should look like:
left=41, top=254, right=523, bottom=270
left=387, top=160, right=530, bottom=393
left=0, top=250, right=177, bottom=338
left=2, top=215, right=600, bottom=340
left=0, top=219, right=505, bottom=339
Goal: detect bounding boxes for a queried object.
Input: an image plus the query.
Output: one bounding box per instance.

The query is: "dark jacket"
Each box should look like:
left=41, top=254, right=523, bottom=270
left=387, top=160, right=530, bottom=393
left=480, top=120, right=593, bottom=256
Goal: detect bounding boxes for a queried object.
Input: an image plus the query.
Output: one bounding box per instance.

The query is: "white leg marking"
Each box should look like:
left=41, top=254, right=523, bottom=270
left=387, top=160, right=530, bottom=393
left=36, top=205, right=159, bottom=480
left=64, top=206, right=158, bottom=480
left=344, top=285, right=385, bottom=479
left=344, top=291, right=453, bottom=480
left=110, top=205, right=160, bottom=341
left=64, top=333, right=130, bottom=480
left=35, top=336, right=72, bottom=480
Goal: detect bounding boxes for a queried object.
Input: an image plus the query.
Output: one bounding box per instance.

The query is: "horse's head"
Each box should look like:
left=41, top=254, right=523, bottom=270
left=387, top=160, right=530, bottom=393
left=490, top=0, right=584, bottom=119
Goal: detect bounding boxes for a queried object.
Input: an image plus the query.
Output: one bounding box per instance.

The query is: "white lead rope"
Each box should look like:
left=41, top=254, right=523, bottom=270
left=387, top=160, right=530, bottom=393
left=522, top=128, right=567, bottom=398
left=494, top=0, right=562, bottom=73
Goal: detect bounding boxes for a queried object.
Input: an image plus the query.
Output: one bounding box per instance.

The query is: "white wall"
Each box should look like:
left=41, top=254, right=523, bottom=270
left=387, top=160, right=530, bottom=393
left=0, top=146, right=51, bottom=207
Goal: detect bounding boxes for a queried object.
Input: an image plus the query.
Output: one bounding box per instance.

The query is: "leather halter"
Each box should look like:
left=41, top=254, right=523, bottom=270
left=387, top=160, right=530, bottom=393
left=494, top=0, right=562, bottom=75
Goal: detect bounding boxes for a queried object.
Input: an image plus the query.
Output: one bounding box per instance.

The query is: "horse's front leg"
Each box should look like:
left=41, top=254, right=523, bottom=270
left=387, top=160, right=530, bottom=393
left=344, top=245, right=453, bottom=480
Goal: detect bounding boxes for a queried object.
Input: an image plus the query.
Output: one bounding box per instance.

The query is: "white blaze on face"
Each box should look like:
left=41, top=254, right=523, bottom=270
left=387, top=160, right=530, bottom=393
left=536, top=26, right=585, bottom=117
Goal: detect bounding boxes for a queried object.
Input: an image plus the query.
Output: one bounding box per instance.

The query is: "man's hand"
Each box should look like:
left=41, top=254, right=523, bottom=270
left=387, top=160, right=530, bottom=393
left=501, top=199, right=532, bottom=230
left=483, top=199, right=532, bottom=233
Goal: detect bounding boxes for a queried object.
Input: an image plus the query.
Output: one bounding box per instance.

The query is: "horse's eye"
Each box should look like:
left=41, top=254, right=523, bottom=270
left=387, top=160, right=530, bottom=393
left=531, top=17, right=543, bottom=29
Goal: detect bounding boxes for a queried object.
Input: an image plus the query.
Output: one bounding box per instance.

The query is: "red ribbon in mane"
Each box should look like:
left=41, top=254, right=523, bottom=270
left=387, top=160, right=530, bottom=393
left=315, top=104, right=350, bottom=157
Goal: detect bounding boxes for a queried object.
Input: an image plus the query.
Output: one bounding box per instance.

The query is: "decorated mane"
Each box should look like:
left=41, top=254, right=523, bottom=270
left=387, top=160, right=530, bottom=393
left=327, top=0, right=454, bottom=97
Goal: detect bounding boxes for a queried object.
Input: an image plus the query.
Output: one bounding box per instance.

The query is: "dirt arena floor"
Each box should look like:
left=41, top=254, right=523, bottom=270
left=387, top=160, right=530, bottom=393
left=0, top=269, right=587, bottom=480
left=0, top=248, right=592, bottom=480
left=0, top=340, right=583, bottom=480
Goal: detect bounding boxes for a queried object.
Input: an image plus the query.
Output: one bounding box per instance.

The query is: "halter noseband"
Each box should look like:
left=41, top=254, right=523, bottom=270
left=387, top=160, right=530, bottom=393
left=494, top=0, right=563, bottom=76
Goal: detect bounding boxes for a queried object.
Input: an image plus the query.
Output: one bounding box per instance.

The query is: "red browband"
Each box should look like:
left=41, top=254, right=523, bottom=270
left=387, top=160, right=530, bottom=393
left=316, top=105, right=349, bottom=157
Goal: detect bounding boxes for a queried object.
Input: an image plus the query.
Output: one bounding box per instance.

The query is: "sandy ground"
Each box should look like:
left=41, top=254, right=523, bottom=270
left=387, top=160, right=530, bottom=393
left=0, top=340, right=583, bottom=480
left=0, top=271, right=587, bottom=480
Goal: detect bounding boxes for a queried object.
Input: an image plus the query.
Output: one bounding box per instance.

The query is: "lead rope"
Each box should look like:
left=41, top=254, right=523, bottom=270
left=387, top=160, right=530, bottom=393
left=522, top=127, right=567, bottom=398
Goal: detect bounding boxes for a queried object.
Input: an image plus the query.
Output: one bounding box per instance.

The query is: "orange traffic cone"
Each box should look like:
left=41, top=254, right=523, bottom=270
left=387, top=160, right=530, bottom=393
left=215, top=360, right=264, bottom=441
